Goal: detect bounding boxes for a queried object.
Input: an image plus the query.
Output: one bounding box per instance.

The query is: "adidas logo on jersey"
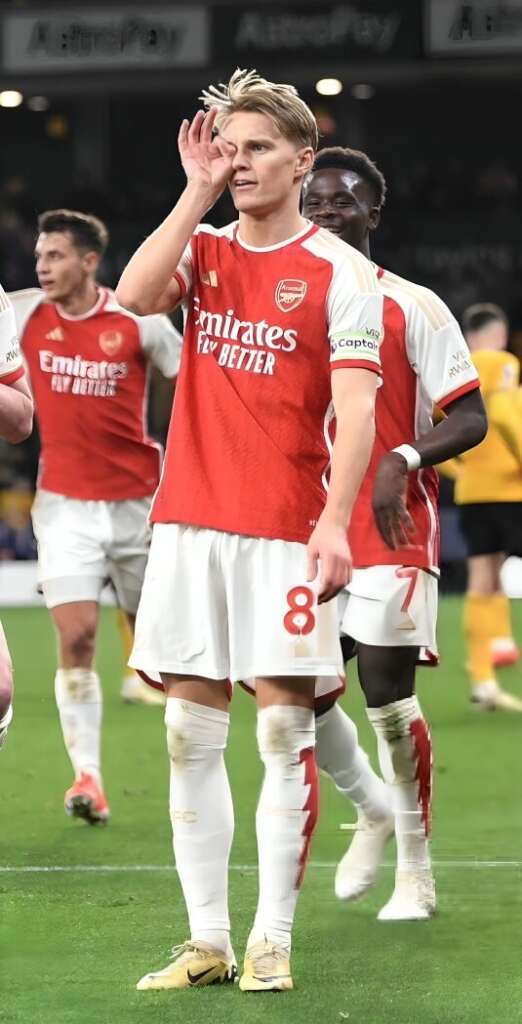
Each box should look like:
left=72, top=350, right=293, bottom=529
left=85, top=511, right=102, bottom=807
left=46, top=327, right=65, bottom=342
left=200, top=270, right=218, bottom=287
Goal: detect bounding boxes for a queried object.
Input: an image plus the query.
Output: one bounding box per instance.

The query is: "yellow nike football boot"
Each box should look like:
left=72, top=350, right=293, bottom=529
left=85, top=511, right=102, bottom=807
left=239, top=939, right=293, bottom=992
left=136, top=940, right=237, bottom=990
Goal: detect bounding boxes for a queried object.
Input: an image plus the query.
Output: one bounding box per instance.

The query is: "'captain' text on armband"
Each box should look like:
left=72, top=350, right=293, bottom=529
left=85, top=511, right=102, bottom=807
left=330, top=329, right=381, bottom=362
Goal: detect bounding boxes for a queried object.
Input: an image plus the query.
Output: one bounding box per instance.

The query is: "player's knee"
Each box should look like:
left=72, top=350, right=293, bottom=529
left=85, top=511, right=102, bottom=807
left=165, top=698, right=228, bottom=771
left=257, top=705, right=291, bottom=758
left=358, top=646, right=417, bottom=708
left=361, top=677, right=402, bottom=708
left=467, top=579, right=496, bottom=597
left=166, top=718, right=188, bottom=769
left=60, top=619, right=97, bottom=664
left=256, top=704, right=315, bottom=762
left=0, top=657, right=13, bottom=719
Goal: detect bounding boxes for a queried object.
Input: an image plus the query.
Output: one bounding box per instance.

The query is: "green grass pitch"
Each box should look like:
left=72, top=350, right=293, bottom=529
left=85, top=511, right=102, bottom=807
left=2, top=598, right=522, bottom=1024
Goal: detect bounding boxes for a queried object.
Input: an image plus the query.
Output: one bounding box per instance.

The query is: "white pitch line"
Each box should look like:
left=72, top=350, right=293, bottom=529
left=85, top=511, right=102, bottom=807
left=1, top=860, right=521, bottom=874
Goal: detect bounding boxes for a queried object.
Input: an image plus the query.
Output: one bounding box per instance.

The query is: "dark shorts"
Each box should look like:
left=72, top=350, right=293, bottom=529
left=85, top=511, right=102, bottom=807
left=458, top=502, right=522, bottom=558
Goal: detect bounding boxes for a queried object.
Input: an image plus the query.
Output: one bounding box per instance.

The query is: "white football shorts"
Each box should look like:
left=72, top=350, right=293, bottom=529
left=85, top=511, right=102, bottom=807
left=130, top=523, right=342, bottom=683
left=31, top=489, right=152, bottom=613
left=339, top=564, right=438, bottom=658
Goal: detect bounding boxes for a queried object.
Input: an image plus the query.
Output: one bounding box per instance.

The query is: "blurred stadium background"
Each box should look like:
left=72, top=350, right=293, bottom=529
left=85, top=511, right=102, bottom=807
left=3, top=3, right=522, bottom=1022
left=1, top=0, right=522, bottom=581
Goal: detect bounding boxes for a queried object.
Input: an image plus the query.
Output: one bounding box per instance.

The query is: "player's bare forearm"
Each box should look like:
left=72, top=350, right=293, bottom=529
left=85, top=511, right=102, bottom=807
left=324, top=370, right=378, bottom=526
left=116, top=182, right=214, bottom=315
left=0, top=377, right=33, bottom=443
left=407, top=389, right=487, bottom=467
left=307, top=369, right=378, bottom=603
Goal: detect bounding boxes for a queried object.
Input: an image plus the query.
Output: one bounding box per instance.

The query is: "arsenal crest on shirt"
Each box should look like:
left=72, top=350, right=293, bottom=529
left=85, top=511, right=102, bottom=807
left=99, top=330, right=124, bottom=356
left=275, top=279, right=307, bottom=313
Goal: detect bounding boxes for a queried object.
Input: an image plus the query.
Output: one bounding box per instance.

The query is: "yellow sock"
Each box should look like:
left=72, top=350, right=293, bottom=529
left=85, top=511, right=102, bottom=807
left=463, top=593, right=497, bottom=684
left=490, top=592, right=514, bottom=645
left=116, top=608, right=135, bottom=677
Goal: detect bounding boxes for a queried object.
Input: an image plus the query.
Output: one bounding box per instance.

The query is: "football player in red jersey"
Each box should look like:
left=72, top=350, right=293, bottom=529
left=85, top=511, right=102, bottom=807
left=11, top=209, right=181, bottom=819
left=117, top=70, right=384, bottom=992
left=303, top=148, right=487, bottom=920
left=0, top=283, right=33, bottom=751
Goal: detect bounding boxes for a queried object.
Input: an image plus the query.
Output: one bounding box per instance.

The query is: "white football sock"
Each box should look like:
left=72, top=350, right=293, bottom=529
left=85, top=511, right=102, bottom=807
left=166, top=698, right=234, bottom=961
left=248, top=704, right=318, bottom=952
left=54, top=668, right=102, bottom=783
left=367, top=696, right=432, bottom=871
left=316, top=702, right=390, bottom=822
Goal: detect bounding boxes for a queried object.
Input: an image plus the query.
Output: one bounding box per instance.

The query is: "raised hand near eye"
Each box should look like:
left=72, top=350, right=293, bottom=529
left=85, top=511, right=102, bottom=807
left=178, top=108, right=236, bottom=201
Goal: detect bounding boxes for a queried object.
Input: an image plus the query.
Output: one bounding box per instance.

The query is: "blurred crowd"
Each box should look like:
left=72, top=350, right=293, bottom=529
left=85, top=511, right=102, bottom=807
left=1, top=154, right=522, bottom=288
left=385, top=157, right=520, bottom=214
left=1, top=157, right=521, bottom=570
left=0, top=480, right=35, bottom=561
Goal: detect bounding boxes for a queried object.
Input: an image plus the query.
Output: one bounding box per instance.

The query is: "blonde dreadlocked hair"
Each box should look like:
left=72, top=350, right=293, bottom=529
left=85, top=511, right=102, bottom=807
left=200, top=68, right=318, bottom=151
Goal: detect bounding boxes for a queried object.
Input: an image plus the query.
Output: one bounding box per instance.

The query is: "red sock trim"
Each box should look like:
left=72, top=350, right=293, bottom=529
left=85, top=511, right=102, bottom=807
left=295, top=746, right=319, bottom=889
left=409, top=718, right=432, bottom=836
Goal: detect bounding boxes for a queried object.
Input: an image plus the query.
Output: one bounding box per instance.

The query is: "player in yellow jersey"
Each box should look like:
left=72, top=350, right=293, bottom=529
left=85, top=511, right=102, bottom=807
left=440, top=304, right=522, bottom=710
left=488, top=382, right=522, bottom=467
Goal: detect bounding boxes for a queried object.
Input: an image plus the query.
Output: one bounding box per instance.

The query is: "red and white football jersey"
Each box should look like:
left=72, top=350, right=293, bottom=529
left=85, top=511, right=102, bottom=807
left=0, top=285, right=24, bottom=386
left=151, top=220, right=384, bottom=543
left=11, top=287, right=182, bottom=501
left=349, top=266, right=480, bottom=572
